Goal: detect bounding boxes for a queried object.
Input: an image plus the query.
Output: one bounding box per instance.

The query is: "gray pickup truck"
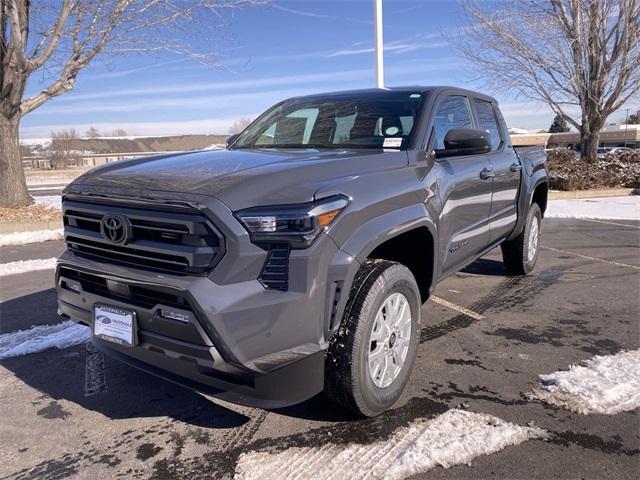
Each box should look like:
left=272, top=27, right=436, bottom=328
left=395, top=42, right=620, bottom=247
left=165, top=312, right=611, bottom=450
left=57, top=86, right=547, bottom=417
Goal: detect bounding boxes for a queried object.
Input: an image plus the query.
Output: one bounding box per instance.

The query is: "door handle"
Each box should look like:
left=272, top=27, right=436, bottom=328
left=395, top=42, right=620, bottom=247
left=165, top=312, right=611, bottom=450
left=510, top=163, right=522, bottom=172
left=479, top=168, right=495, bottom=180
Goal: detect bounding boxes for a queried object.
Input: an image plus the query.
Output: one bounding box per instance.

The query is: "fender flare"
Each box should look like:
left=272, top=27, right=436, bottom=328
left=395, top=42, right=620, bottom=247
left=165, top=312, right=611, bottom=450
left=508, top=171, right=548, bottom=241
left=325, top=204, right=438, bottom=337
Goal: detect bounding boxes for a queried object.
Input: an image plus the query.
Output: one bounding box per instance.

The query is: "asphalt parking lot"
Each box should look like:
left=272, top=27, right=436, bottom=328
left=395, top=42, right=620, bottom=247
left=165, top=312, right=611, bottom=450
left=1, top=218, right=639, bottom=480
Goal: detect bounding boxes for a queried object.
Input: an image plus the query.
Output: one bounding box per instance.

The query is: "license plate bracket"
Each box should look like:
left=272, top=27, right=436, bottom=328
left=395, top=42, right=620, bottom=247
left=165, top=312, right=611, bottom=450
left=93, top=304, right=137, bottom=347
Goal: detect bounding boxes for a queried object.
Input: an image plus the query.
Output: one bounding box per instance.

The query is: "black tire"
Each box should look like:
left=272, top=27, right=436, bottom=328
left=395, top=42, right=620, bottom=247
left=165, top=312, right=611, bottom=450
left=325, top=259, right=421, bottom=417
left=501, top=202, right=542, bottom=275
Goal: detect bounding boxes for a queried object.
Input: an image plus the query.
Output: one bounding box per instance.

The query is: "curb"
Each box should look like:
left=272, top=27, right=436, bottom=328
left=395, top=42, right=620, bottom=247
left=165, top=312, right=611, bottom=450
left=548, top=188, right=635, bottom=200
left=0, top=219, right=62, bottom=234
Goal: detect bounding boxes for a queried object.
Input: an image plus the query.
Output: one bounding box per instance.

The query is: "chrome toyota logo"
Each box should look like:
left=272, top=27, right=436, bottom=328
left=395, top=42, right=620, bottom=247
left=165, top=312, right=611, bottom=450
left=100, top=214, right=130, bottom=244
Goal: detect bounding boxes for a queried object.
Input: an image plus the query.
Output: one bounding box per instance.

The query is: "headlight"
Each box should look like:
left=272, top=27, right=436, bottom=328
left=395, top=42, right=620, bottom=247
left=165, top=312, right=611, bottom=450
left=235, top=195, right=349, bottom=248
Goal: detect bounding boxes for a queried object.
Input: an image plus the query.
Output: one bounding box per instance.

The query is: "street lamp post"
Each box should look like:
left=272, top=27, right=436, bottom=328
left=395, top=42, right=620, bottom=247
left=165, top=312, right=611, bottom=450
left=624, top=109, right=629, bottom=149
left=374, top=0, right=384, bottom=88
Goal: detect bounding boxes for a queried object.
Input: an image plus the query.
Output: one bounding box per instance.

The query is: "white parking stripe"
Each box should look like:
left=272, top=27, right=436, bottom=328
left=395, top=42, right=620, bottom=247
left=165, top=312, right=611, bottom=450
left=577, top=218, right=640, bottom=229
left=235, top=409, right=547, bottom=480
left=0, top=258, right=57, bottom=277
left=541, top=245, right=640, bottom=271
left=84, top=342, right=107, bottom=397
left=430, top=295, right=485, bottom=320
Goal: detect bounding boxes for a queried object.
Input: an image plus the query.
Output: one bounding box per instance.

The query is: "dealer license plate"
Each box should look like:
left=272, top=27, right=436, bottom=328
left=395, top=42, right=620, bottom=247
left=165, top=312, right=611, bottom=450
left=93, top=304, right=136, bottom=347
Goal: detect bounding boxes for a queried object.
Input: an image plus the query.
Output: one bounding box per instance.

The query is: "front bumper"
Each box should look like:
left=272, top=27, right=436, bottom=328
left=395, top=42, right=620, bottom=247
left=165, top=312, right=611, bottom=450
left=56, top=231, right=357, bottom=408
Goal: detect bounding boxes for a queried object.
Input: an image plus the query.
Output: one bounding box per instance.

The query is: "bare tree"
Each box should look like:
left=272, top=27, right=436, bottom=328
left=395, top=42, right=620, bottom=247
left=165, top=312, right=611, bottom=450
left=110, top=128, right=128, bottom=137
left=49, top=128, right=79, bottom=169
left=453, top=0, right=640, bottom=161
left=0, top=0, right=269, bottom=208
left=228, top=117, right=254, bottom=134
left=85, top=126, right=100, bottom=138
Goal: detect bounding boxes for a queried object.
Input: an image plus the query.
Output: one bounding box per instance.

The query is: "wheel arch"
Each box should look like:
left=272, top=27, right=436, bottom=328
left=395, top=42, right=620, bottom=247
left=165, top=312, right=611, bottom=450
left=337, top=204, right=438, bottom=303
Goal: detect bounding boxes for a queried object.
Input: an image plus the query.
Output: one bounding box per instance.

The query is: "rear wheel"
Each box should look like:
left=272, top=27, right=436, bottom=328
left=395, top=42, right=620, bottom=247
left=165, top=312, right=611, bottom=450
left=325, top=260, right=420, bottom=417
left=501, top=202, right=542, bottom=275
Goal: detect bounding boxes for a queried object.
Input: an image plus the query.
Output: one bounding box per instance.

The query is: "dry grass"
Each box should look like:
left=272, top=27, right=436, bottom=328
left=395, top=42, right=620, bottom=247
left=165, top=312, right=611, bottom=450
left=0, top=203, right=62, bottom=224
left=547, top=150, right=640, bottom=191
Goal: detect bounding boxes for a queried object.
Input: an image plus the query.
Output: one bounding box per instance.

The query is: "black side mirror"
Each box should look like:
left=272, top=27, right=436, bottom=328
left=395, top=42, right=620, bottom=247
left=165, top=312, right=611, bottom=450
left=226, top=133, right=240, bottom=148
left=435, top=128, right=491, bottom=158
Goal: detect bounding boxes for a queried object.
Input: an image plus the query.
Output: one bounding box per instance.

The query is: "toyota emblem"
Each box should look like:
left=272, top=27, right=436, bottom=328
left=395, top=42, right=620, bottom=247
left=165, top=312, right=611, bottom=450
left=100, top=214, right=131, bottom=244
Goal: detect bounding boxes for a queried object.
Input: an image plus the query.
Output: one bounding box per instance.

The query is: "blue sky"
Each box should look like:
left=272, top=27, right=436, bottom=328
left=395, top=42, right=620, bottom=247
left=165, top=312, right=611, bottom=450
left=20, top=0, right=559, bottom=139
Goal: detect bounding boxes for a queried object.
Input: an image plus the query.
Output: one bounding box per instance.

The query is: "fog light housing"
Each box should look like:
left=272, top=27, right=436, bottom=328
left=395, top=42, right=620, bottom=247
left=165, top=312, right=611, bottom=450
left=159, top=309, right=191, bottom=323
left=64, top=279, right=82, bottom=293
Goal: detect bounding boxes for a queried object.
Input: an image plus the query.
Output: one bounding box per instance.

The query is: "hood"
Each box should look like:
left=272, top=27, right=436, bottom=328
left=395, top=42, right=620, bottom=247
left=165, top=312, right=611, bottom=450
left=71, top=148, right=407, bottom=210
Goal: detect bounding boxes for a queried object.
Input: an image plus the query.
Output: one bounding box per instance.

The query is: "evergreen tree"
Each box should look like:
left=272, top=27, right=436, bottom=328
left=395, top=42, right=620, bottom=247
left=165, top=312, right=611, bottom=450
left=549, top=115, right=570, bottom=133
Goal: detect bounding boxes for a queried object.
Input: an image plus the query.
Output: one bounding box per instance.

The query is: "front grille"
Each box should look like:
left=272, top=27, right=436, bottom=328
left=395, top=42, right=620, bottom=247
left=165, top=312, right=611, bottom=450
left=63, top=198, right=223, bottom=275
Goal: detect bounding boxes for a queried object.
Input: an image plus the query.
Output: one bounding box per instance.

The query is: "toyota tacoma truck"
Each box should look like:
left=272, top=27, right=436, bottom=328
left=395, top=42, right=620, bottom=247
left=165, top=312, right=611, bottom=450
left=56, top=87, right=548, bottom=417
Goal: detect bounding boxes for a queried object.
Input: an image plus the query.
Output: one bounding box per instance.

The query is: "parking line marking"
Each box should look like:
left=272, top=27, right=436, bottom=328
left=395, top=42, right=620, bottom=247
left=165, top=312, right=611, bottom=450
left=577, top=218, right=640, bottom=229
left=430, top=295, right=485, bottom=320
left=541, top=245, right=640, bottom=271
left=84, top=341, right=107, bottom=397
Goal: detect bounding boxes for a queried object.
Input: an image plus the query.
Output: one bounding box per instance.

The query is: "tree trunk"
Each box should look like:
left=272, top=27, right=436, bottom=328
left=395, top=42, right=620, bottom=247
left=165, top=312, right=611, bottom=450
left=580, top=130, right=600, bottom=163
left=0, top=115, right=33, bottom=208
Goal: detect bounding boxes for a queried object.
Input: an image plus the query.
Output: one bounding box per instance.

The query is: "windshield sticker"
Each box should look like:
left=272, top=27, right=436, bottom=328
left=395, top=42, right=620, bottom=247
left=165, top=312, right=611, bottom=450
left=383, top=137, right=402, bottom=148
left=385, top=126, right=400, bottom=135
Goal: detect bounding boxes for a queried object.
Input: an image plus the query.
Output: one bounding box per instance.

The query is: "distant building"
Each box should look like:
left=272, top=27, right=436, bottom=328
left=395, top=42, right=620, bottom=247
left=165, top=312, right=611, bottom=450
left=510, top=124, right=640, bottom=150
left=21, top=134, right=227, bottom=169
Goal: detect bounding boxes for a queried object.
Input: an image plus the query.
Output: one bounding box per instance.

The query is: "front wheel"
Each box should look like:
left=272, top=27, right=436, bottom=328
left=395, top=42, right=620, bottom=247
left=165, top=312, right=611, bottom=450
left=325, top=260, right=420, bottom=417
left=501, top=202, right=542, bottom=275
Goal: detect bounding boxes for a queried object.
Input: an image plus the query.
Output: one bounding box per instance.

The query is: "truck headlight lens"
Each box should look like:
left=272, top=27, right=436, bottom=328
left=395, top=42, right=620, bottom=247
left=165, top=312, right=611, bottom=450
left=235, top=195, right=349, bottom=248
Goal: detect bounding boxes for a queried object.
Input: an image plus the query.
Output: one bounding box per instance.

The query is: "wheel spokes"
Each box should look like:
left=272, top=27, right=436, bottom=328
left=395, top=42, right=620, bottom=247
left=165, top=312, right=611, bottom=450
left=368, top=292, right=414, bottom=388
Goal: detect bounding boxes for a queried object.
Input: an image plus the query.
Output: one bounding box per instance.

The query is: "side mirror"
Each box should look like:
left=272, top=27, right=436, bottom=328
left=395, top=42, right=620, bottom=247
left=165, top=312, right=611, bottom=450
left=226, top=133, right=240, bottom=148
left=435, top=128, right=491, bottom=158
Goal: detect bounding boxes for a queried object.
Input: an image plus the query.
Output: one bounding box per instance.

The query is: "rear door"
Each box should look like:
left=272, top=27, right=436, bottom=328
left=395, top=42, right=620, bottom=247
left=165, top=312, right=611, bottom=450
left=431, top=94, right=493, bottom=276
left=471, top=98, right=521, bottom=242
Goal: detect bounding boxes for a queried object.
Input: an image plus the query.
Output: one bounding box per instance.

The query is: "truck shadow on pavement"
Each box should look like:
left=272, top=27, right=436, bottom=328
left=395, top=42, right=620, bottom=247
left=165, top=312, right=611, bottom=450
left=1, top=297, right=251, bottom=429
left=1, top=344, right=252, bottom=429
left=1, top=288, right=61, bottom=334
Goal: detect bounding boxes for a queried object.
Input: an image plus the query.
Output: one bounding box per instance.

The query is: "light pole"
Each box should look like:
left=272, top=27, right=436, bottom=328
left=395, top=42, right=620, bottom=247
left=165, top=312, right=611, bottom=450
left=624, top=108, right=629, bottom=149
left=374, top=0, right=384, bottom=88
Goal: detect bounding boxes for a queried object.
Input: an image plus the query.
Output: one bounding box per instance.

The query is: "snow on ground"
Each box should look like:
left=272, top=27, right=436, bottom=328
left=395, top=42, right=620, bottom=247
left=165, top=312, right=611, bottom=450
left=0, top=258, right=57, bottom=277
left=546, top=196, right=639, bottom=220
left=528, top=350, right=640, bottom=415
left=235, top=409, right=547, bottom=480
left=0, top=321, right=90, bottom=360
left=34, top=195, right=62, bottom=211
left=0, top=229, right=63, bottom=247
left=26, top=178, right=72, bottom=186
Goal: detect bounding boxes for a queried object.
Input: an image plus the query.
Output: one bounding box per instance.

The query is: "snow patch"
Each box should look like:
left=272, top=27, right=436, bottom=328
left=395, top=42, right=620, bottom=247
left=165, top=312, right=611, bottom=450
left=0, top=229, right=63, bottom=246
left=528, top=349, right=640, bottom=415
left=546, top=196, right=639, bottom=220
left=203, top=143, right=225, bottom=150
left=34, top=195, right=62, bottom=211
left=0, top=258, right=57, bottom=277
left=0, top=321, right=91, bottom=360
left=234, top=409, right=547, bottom=480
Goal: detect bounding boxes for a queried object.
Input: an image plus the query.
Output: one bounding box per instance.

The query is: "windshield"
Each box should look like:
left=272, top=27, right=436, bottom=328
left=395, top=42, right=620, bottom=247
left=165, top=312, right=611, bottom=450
left=232, top=92, right=424, bottom=150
